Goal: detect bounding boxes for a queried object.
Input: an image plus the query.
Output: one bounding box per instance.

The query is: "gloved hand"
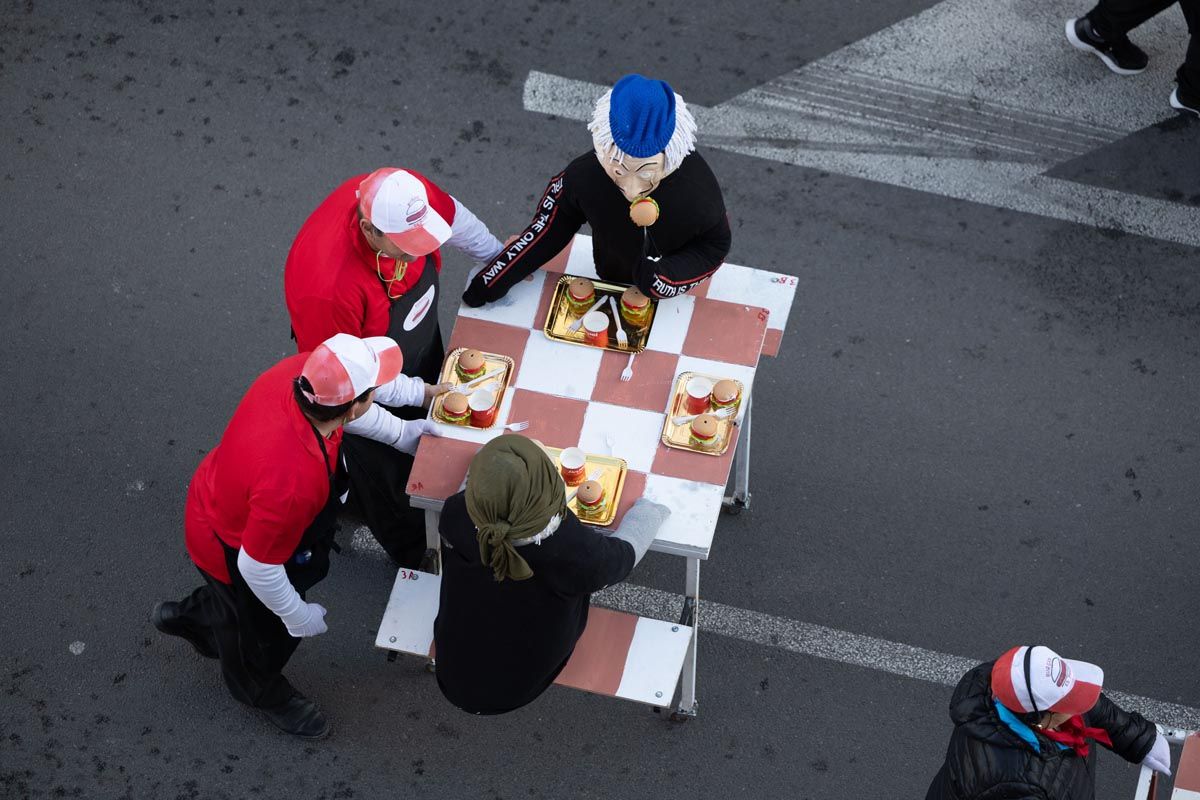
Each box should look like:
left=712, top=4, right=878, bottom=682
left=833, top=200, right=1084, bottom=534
left=1142, top=731, right=1172, bottom=776
left=396, top=418, right=442, bottom=454
left=423, top=381, right=454, bottom=407
left=285, top=602, right=328, bottom=638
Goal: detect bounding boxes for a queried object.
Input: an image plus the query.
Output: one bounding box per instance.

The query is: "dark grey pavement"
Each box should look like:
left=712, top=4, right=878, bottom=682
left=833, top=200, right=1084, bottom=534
left=2, top=1, right=1198, bottom=798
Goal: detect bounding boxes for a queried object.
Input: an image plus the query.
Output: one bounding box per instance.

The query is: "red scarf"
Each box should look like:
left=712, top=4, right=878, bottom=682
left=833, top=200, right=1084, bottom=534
left=1040, top=715, right=1113, bottom=757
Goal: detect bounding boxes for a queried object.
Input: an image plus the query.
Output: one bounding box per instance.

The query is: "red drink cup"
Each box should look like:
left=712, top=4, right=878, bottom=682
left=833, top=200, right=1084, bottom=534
left=582, top=311, right=609, bottom=348
left=559, top=446, right=587, bottom=485
left=684, top=376, right=714, bottom=415
left=468, top=388, right=498, bottom=427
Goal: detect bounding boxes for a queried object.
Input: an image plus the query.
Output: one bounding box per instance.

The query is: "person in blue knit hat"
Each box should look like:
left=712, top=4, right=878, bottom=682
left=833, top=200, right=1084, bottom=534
left=463, top=74, right=730, bottom=305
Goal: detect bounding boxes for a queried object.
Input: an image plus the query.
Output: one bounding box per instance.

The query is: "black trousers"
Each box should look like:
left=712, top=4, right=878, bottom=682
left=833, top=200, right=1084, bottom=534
left=172, top=554, right=303, bottom=710
left=340, top=323, right=444, bottom=568
left=1089, top=0, right=1200, bottom=93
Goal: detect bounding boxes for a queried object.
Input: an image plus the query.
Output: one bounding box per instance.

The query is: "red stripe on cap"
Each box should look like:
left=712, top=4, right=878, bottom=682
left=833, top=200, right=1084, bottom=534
left=358, top=168, right=399, bottom=218
left=375, top=342, right=404, bottom=386
left=991, top=646, right=1025, bottom=712
left=1050, top=678, right=1102, bottom=716
left=302, top=344, right=356, bottom=405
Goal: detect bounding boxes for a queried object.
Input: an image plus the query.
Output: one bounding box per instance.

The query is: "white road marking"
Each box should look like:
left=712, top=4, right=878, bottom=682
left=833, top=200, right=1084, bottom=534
left=68, top=641, right=86, bottom=655
left=349, top=534, right=1200, bottom=730
left=522, top=0, right=1200, bottom=248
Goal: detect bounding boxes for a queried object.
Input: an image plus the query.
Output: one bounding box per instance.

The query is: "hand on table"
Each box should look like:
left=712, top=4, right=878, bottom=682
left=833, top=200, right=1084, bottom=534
left=423, top=381, right=455, bottom=408
left=396, top=418, right=441, bottom=455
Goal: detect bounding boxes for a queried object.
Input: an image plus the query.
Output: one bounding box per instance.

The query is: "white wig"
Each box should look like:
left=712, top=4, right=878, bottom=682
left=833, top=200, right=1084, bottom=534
left=588, top=88, right=698, bottom=174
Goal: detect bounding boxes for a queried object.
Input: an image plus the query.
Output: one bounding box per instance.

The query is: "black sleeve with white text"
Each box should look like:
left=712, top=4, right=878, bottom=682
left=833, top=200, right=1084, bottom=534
left=634, top=212, right=731, bottom=299
left=461, top=170, right=585, bottom=307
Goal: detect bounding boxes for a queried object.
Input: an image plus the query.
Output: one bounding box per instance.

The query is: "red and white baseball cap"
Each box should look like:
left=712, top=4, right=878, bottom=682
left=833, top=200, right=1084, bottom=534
left=992, top=645, right=1104, bottom=716
left=357, top=168, right=452, bottom=257
left=300, top=333, right=404, bottom=406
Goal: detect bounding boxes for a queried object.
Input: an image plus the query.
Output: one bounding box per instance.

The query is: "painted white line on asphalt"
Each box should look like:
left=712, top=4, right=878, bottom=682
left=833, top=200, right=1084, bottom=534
left=348, top=534, right=1200, bottom=730
left=593, top=582, right=1200, bottom=732
left=520, top=0, right=1200, bottom=250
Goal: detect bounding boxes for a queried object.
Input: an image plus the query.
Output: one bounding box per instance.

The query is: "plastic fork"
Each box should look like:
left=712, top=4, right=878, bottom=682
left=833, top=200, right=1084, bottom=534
left=619, top=352, right=635, bottom=382
left=607, top=296, right=629, bottom=348
left=504, top=420, right=530, bottom=432
left=566, top=297, right=609, bottom=333
left=671, top=405, right=737, bottom=427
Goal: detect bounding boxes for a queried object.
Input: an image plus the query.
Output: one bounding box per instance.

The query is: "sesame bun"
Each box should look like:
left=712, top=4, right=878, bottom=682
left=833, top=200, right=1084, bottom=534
left=568, top=277, right=595, bottom=301
left=458, top=349, right=484, bottom=373
left=442, top=392, right=470, bottom=416
left=576, top=480, right=604, bottom=506
left=690, top=414, right=719, bottom=442
left=621, top=286, right=649, bottom=309
left=712, top=379, right=740, bottom=404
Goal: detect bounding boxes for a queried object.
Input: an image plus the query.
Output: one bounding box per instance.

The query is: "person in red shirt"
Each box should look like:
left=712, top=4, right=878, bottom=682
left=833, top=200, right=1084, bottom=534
left=284, top=168, right=501, bottom=566
left=153, top=334, right=413, bottom=739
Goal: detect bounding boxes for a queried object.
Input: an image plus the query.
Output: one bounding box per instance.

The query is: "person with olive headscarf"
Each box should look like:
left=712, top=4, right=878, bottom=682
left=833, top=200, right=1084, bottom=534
left=433, top=435, right=669, bottom=715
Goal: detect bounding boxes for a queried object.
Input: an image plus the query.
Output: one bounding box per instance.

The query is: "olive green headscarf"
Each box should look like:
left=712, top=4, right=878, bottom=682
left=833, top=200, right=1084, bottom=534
left=465, top=435, right=567, bottom=582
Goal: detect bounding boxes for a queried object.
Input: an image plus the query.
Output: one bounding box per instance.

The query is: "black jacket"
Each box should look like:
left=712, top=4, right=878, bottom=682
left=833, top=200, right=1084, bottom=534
left=925, top=662, right=1156, bottom=800
left=432, top=491, right=635, bottom=715
left=463, top=150, right=730, bottom=305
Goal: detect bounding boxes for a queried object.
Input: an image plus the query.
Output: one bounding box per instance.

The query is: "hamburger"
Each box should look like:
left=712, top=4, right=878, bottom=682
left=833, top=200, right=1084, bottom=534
left=575, top=480, right=608, bottom=519
left=619, top=286, right=652, bottom=328
left=689, top=414, right=720, bottom=449
left=440, top=392, right=471, bottom=425
left=710, top=379, right=741, bottom=411
left=455, top=349, right=486, bottom=382
left=565, top=277, right=596, bottom=316
left=629, top=196, right=659, bottom=227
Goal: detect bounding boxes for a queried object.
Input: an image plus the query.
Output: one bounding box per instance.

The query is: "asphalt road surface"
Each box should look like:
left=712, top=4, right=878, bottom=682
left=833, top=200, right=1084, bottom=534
left=2, top=1, right=1198, bottom=798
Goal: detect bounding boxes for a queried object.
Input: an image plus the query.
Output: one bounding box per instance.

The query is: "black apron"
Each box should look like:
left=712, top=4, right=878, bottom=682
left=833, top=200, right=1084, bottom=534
left=339, top=254, right=444, bottom=567
left=283, top=424, right=349, bottom=593
left=384, top=253, right=444, bottom=383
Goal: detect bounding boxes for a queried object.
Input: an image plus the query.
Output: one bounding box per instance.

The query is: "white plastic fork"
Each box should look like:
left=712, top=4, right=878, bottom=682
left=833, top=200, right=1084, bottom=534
left=566, top=296, right=609, bottom=333
left=504, top=420, right=530, bottom=432
left=619, top=352, right=635, bottom=382
left=607, top=296, right=629, bottom=348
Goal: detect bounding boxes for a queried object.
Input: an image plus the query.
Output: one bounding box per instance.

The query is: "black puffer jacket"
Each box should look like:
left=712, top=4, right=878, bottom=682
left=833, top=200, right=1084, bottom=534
left=925, top=662, right=1156, bottom=800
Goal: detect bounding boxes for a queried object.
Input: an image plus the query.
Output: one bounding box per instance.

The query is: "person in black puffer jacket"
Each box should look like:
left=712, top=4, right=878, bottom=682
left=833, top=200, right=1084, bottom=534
left=926, top=645, right=1171, bottom=799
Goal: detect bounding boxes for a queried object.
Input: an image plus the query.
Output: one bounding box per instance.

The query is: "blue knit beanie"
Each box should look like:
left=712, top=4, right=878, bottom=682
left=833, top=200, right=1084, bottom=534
left=608, top=74, right=676, bottom=158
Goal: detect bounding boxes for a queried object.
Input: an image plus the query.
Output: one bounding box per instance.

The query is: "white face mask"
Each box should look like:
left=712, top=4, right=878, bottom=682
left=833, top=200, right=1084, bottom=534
left=595, top=148, right=674, bottom=202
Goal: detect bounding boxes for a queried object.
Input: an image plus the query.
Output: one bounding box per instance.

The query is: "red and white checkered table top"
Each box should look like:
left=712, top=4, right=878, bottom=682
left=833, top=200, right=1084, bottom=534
left=407, top=234, right=797, bottom=559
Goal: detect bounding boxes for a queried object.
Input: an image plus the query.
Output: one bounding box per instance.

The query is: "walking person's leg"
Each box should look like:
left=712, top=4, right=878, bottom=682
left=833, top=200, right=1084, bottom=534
left=1067, top=0, right=1177, bottom=73
left=1171, top=0, right=1200, bottom=113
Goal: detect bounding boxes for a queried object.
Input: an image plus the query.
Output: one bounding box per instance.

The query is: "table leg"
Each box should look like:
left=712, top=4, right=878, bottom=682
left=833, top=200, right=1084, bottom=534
left=671, top=556, right=700, bottom=721
left=419, top=508, right=442, bottom=575
left=724, top=395, right=752, bottom=513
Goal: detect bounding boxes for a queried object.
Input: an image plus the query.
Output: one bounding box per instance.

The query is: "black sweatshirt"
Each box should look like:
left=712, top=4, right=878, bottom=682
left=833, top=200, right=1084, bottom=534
left=462, top=150, right=730, bottom=306
left=432, top=491, right=635, bottom=715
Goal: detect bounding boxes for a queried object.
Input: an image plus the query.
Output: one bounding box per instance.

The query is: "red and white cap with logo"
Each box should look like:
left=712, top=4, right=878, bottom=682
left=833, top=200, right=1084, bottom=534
left=992, top=645, right=1104, bottom=716
left=357, top=168, right=452, bottom=257
left=300, top=333, right=404, bottom=406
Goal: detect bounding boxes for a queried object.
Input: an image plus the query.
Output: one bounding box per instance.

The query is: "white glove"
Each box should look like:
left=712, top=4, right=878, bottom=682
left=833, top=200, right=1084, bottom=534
left=285, top=602, right=328, bottom=638
left=1142, top=731, right=1171, bottom=776
left=396, top=417, right=441, bottom=455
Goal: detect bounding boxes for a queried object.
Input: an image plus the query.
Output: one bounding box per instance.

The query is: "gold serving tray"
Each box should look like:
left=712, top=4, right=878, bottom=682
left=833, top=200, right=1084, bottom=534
left=544, top=445, right=628, bottom=527
left=659, top=371, right=743, bottom=457
left=543, top=274, right=657, bottom=354
left=430, top=347, right=516, bottom=430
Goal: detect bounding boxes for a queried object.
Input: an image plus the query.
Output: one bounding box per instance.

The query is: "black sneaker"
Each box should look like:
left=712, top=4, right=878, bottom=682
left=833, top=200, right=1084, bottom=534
left=152, top=601, right=218, bottom=659
left=1066, top=17, right=1148, bottom=75
left=1171, top=87, right=1200, bottom=117
left=262, top=692, right=330, bottom=739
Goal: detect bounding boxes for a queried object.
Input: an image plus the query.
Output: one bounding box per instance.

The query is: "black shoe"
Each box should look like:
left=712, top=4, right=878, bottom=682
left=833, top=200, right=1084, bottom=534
left=152, top=601, right=218, bottom=659
left=1066, top=17, right=1148, bottom=75
left=261, top=692, right=330, bottom=739
left=1171, top=87, right=1200, bottom=117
